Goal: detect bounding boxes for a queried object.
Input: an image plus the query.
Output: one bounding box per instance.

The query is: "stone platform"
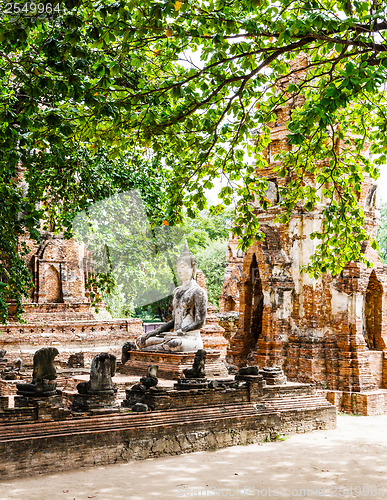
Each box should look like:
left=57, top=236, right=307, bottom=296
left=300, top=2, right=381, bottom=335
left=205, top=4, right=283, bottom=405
left=0, top=381, right=336, bottom=479
left=117, top=350, right=228, bottom=379
left=322, top=389, right=387, bottom=416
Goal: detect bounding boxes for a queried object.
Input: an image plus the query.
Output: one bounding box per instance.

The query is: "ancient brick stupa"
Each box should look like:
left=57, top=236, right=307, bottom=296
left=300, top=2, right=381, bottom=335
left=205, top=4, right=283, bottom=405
left=220, top=58, right=387, bottom=415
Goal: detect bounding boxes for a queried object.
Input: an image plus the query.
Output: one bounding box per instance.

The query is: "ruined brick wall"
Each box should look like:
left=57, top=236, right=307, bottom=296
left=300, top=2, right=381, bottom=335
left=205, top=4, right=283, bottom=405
left=219, top=236, right=243, bottom=313
left=0, top=404, right=335, bottom=480
left=21, top=232, right=89, bottom=306
left=222, top=69, right=387, bottom=392
left=0, top=380, right=336, bottom=479
left=0, top=318, right=143, bottom=368
left=226, top=197, right=387, bottom=391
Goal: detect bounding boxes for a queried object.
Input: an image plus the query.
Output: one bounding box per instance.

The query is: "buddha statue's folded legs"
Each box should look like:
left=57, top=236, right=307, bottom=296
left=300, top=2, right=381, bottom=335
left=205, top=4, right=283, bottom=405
left=142, top=331, right=203, bottom=353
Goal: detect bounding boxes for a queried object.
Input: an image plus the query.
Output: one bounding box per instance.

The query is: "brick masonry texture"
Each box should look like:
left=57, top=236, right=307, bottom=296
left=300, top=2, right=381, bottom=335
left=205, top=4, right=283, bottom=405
left=0, top=382, right=336, bottom=479
left=0, top=318, right=143, bottom=368
left=221, top=170, right=387, bottom=398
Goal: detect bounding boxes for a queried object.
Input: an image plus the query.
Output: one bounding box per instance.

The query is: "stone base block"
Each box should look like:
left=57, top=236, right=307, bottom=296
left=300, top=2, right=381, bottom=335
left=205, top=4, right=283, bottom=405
left=0, top=379, right=21, bottom=396
left=0, top=396, right=9, bottom=410
left=174, top=378, right=209, bottom=390
left=14, top=394, right=63, bottom=408
left=12, top=394, right=70, bottom=421
left=118, top=350, right=228, bottom=379
left=260, top=367, right=287, bottom=386
left=71, top=392, right=119, bottom=412
left=320, top=389, right=387, bottom=416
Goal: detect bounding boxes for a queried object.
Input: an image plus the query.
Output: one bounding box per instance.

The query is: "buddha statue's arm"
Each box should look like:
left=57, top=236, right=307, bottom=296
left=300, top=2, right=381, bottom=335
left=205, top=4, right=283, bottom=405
left=181, top=290, right=207, bottom=333
left=153, top=319, right=175, bottom=335
left=137, top=319, right=175, bottom=347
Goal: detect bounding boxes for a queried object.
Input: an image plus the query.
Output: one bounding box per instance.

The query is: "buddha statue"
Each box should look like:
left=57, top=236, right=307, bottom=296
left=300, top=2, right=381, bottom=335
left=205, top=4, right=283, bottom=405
left=136, top=243, right=207, bottom=352
left=77, top=353, right=117, bottom=395
left=16, top=347, right=59, bottom=397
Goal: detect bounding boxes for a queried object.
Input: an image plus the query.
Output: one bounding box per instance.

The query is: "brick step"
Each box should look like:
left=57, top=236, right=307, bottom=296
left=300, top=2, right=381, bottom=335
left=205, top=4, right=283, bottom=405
left=0, top=411, right=274, bottom=442
left=265, top=397, right=333, bottom=410
left=266, top=395, right=332, bottom=404
left=266, top=395, right=331, bottom=403
left=267, top=403, right=332, bottom=412
left=0, top=393, right=334, bottom=442
left=0, top=408, right=38, bottom=425
left=0, top=403, right=275, bottom=442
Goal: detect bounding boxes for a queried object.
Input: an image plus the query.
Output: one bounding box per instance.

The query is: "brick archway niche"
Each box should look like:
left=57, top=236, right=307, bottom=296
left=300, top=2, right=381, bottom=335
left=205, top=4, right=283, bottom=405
left=43, top=264, right=64, bottom=304
left=364, top=270, right=384, bottom=350
left=225, top=245, right=272, bottom=367
left=241, top=254, right=264, bottom=357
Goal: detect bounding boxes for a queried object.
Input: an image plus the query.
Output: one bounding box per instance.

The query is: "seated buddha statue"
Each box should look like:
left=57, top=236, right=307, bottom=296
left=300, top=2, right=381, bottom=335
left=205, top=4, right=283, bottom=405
left=136, top=243, right=207, bottom=352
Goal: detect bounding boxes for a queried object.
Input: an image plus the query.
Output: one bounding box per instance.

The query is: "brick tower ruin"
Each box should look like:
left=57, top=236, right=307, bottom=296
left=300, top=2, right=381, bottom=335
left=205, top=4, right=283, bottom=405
left=10, top=232, right=94, bottom=322
left=220, top=60, right=387, bottom=414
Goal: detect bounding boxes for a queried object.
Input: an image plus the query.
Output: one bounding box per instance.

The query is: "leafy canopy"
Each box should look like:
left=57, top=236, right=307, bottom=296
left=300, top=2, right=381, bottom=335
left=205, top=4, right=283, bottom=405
left=2, top=0, right=387, bottom=317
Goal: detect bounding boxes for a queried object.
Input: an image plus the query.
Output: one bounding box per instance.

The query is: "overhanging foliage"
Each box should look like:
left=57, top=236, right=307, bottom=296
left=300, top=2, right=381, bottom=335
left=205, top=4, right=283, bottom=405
left=1, top=0, right=387, bottom=319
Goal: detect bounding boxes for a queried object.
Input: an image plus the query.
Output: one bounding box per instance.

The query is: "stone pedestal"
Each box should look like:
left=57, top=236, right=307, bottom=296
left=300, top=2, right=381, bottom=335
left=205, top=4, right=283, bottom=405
left=118, top=350, right=228, bottom=379
left=260, top=366, right=287, bottom=385
left=13, top=393, right=70, bottom=421
left=71, top=392, right=119, bottom=412
left=235, top=373, right=266, bottom=400
left=14, top=393, right=63, bottom=408
left=16, top=380, right=58, bottom=397
left=0, top=396, right=9, bottom=410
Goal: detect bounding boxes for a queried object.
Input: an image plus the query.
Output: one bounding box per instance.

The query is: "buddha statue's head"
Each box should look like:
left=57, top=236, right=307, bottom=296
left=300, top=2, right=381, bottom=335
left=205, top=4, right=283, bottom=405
left=176, top=242, right=197, bottom=283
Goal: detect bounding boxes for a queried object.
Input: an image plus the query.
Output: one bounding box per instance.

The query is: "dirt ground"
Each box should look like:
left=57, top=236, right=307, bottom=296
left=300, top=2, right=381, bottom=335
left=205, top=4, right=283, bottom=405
left=1, top=414, right=386, bottom=500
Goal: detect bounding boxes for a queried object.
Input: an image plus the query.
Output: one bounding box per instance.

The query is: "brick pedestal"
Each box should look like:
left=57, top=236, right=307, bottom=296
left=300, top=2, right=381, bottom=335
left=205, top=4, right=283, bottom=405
left=70, top=392, right=119, bottom=412
left=118, top=350, right=228, bottom=379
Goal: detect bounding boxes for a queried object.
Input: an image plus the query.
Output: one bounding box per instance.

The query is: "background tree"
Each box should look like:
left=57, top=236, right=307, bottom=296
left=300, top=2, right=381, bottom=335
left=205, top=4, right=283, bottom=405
left=196, top=239, right=229, bottom=308
left=2, top=0, right=387, bottom=319
left=184, top=209, right=234, bottom=253
left=378, top=203, right=387, bottom=263
left=32, top=148, right=178, bottom=321
left=182, top=209, right=233, bottom=309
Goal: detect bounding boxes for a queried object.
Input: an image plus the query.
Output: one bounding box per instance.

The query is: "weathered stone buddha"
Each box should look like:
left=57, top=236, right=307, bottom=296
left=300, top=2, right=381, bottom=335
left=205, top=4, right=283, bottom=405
left=16, top=347, right=59, bottom=397
left=137, top=244, right=207, bottom=352
left=77, top=353, right=117, bottom=395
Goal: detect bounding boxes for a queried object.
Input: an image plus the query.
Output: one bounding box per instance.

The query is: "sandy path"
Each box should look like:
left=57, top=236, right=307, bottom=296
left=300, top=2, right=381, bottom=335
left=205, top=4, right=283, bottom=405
left=1, top=414, right=386, bottom=500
